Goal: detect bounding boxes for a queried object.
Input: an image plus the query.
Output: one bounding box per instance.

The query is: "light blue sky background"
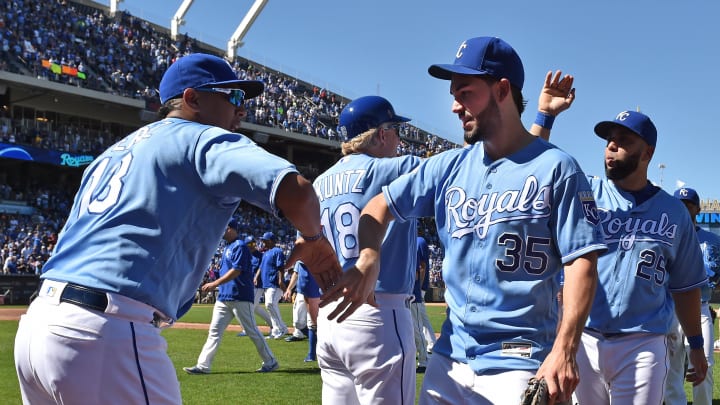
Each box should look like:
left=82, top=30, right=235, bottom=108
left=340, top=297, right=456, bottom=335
left=117, top=0, right=719, bottom=200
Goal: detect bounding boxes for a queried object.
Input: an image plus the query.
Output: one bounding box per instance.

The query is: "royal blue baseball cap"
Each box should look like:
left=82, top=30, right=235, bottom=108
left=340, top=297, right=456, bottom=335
left=227, top=218, right=241, bottom=231
left=428, top=36, right=524, bottom=90
left=673, top=187, right=700, bottom=206
left=594, top=110, right=657, bottom=147
left=244, top=235, right=256, bottom=244
left=159, top=53, right=264, bottom=103
left=261, top=231, right=276, bottom=241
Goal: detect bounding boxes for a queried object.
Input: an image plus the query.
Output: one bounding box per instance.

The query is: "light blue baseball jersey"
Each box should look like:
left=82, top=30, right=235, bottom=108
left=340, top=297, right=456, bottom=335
left=383, top=139, right=606, bottom=373
left=313, top=153, right=421, bottom=294
left=697, top=227, right=720, bottom=302
left=41, top=118, right=296, bottom=320
left=217, top=239, right=254, bottom=302
left=586, top=177, right=707, bottom=333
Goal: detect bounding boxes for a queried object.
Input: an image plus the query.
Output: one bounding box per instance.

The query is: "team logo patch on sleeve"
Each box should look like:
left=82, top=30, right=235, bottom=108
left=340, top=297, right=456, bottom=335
left=579, top=191, right=600, bottom=226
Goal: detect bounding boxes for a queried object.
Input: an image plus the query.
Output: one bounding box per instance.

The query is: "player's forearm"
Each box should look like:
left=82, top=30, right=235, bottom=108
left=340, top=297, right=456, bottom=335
left=358, top=193, right=395, bottom=254
left=275, top=173, right=323, bottom=238
left=554, top=253, right=598, bottom=351
left=529, top=124, right=551, bottom=141
left=418, top=263, right=426, bottom=286
left=286, top=272, right=297, bottom=291
left=673, top=289, right=703, bottom=337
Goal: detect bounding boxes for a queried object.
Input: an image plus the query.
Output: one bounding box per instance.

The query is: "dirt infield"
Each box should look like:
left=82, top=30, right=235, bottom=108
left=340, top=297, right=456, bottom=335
left=0, top=308, right=25, bottom=321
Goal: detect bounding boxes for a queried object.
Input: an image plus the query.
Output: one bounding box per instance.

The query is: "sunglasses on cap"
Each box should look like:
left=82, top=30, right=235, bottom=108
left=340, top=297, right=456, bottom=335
left=194, top=87, right=245, bottom=107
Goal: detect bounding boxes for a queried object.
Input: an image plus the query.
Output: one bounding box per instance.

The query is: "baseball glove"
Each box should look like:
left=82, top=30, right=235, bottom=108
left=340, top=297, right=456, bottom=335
left=520, top=378, right=571, bottom=405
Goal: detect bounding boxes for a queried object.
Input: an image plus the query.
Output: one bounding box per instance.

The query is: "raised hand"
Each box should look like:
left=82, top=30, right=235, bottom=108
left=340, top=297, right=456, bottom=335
left=538, top=70, right=575, bottom=116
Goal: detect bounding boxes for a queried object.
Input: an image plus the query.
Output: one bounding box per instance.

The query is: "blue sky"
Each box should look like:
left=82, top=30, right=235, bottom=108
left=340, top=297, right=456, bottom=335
left=117, top=0, right=720, bottom=200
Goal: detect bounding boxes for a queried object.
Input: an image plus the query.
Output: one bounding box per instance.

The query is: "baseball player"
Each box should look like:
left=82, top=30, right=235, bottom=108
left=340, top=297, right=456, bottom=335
left=183, top=219, right=279, bottom=374
left=315, top=95, right=423, bottom=404
left=237, top=235, right=272, bottom=336
left=13, top=53, right=341, bottom=404
left=665, top=187, right=719, bottom=405
left=417, top=233, right=437, bottom=354
left=411, top=235, right=430, bottom=373
left=540, top=109, right=708, bottom=404
left=284, top=259, right=322, bottom=362
left=256, top=231, right=289, bottom=339
left=323, top=37, right=606, bottom=404
left=283, top=262, right=309, bottom=342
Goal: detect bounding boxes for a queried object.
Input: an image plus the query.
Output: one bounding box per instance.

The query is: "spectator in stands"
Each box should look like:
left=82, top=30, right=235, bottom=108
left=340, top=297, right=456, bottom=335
left=3, top=253, right=15, bottom=274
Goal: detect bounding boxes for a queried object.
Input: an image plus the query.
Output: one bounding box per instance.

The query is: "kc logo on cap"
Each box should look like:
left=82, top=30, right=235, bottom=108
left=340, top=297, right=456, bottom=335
left=615, top=111, right=631, bottom=121
left=594, top=110, right=658, bottom=147
left=428, top=36, right=525, bottom=90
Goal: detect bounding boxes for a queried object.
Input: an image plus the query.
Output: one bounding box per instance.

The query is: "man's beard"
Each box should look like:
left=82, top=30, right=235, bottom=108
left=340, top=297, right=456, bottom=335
left=463, top=95, right=501, bottom=145
left=605, top=151, right=641, bottom=180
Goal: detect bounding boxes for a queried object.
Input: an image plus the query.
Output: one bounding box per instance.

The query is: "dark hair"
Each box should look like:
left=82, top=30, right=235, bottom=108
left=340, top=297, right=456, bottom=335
left=157, top=98, right=182, bottom=119
left=478, top=76, right=526, bottom=116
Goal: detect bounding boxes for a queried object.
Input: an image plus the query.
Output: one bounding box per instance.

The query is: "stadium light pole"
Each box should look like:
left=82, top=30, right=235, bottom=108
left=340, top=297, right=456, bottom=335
left=110, top=0, right=123, bottom=16
left=171, top=0, right=195, bottom=41
left=658, top=163, right=666, bottom=187
left=227, top=0, right=269, bottom=59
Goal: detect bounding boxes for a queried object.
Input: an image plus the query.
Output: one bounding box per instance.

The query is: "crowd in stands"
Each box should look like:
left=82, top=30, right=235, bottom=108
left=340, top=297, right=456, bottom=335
left=0, top=0, right=450, bottom=286
left=0, top=0, right=455, bottom=154
left=0, top=183, right=446, bottom=289
left=0, top=181, right=73, bottom=276
left=0, top=115, right=124, bottom=156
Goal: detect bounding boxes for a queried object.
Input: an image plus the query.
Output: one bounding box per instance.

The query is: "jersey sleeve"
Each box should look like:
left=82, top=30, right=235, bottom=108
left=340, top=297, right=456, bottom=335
left=384, top=151, right=459, bottom=222
left=551, top=171, right=606, bottom=264
left=230, top=242, right=252, bottom=275
left=194, top=128, right=297, bottom=216
left=228, top=243, right=244, bottom=270
left=668, top=219, right=708, bottom=292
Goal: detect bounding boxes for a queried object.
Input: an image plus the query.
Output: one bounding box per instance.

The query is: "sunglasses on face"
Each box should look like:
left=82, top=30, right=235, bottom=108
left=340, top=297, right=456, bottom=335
left=194, top=87, right=246, bottom=107
left=381, top=123, right=402, bottom=131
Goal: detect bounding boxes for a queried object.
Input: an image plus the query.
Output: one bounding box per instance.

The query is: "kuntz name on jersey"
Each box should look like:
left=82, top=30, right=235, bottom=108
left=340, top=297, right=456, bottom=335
left=446, top=176, right=551, bottom=240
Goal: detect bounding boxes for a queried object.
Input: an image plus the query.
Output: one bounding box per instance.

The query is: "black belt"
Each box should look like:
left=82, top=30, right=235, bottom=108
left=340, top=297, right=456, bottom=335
left=52, top=281, right=172, bottom=328
left=586, top=327, right=628, bottom=339
left=60, top=283, right=108, bottom=312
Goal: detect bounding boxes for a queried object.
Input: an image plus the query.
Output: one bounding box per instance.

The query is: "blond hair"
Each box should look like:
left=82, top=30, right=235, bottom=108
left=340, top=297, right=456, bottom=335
left=341, top=128, right=379, bottom=156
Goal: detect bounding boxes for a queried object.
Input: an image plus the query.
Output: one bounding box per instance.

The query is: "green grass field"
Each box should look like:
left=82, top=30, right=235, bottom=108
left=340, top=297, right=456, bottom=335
left=2, top=303, right=720, bottom=404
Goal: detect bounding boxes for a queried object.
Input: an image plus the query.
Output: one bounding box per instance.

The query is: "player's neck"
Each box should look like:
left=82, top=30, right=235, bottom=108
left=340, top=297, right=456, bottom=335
left=483, top=126, right=534, bottom=161
left=612, top=171, right=650, bottom=192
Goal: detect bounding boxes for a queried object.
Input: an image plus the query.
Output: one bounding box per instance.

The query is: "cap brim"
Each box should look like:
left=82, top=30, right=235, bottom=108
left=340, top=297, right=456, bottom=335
left=593, top=121, right=617, bottom=140
left=594, top=120, right=646, bottom=142
left=201, top=79, right=265, bottom=99
left=428, top=64, right=489, bottom=80
left=393, top=115, right=411, bottom=123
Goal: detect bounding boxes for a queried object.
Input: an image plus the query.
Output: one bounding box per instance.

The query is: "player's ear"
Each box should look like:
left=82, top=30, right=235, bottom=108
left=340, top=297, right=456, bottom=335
left=643, top=145, right=655, bottom=162
left=496, top=79, right=510, bottom=102
left=376, top=127, right=387, bottom=145
left=182, top=88, right=202, bottom=112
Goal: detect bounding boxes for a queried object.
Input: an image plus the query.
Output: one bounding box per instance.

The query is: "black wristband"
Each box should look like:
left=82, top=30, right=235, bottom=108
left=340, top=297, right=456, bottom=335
left=687, top=334, right=704, bottom=350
